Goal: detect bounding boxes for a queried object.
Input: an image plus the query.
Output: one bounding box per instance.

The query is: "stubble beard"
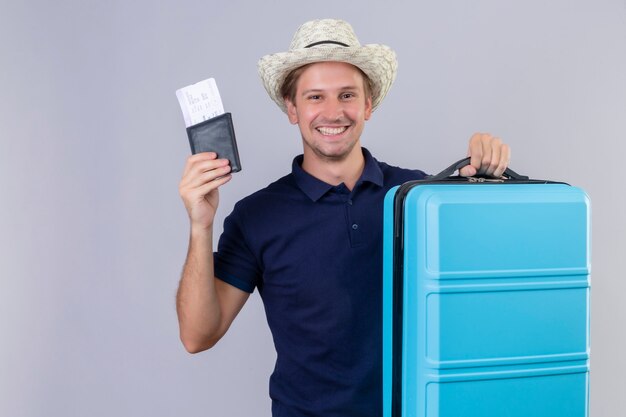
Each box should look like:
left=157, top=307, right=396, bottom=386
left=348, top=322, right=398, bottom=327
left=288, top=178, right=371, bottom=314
left=303, top=133, right=359, bottom=163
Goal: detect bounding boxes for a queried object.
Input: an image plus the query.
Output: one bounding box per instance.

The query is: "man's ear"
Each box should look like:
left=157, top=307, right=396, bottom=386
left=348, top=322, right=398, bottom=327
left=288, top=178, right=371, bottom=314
left=285, top=97, right=298, bottom=125
left=364, top=96, right=373, bottom=121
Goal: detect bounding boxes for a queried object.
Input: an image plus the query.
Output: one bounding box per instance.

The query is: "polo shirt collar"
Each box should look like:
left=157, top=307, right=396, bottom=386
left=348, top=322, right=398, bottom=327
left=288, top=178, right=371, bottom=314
left=292, top=147, right=384, bottom=202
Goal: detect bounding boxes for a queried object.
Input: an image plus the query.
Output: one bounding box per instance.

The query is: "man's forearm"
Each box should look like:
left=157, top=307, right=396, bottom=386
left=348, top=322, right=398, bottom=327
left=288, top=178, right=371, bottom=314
left=176, top=226, right=222, bottom=353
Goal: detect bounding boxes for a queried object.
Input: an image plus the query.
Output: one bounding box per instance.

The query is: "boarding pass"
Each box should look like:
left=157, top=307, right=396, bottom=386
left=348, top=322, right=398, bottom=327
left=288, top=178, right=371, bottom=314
left=175, top=78, right=225, bottom=128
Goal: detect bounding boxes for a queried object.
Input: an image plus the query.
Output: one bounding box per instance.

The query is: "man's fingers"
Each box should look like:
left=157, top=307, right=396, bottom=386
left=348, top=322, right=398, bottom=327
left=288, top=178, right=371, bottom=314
left=483, top=137, right=501, bottom=176
left=193, top=173, right=233, bottom=200
left=477, top=134, right=492, bottom=175
left=180, top=163, right=232, bottom=194
left=182, top=152, right=218, bottom=177
left=464, top=133, right=510, bottom=178
left=190, top=164, right=232, bottom=188
left=459, top=165, right=477, bottom=177
left=181, top=158, right=230, bottom=187
left=467, top=133, right=484, bottom=172
left=492, top=144, right=511, bottom=177
left=182, top=172, right=232, bottom=217
left=196, top=158, right=230, bottom=176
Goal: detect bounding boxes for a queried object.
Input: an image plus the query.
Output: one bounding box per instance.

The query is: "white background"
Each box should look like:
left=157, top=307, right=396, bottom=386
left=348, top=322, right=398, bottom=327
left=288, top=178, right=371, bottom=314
left=1, top=0, right=624, bottom=415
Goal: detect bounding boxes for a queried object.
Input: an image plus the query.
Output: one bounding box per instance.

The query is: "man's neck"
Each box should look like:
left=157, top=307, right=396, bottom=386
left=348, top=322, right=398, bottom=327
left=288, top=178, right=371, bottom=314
left=301, top=145, right=365, bottom=191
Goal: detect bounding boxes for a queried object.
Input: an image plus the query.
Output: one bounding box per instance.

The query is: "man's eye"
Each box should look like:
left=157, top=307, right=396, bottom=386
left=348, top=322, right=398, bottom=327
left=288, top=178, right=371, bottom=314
left=308, top=95, right=321, bottom=100
left=341, top=93, right=355, bottom=99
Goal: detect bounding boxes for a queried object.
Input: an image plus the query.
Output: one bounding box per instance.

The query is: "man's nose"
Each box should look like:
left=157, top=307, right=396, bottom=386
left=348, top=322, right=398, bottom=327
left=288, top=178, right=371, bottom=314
left=321, top=98, right=344, bottom=120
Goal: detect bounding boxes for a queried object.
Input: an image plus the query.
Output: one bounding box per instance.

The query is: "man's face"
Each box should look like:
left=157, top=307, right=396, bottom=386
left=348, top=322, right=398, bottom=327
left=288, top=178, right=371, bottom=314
left=285, top=62, right=372, bottom=163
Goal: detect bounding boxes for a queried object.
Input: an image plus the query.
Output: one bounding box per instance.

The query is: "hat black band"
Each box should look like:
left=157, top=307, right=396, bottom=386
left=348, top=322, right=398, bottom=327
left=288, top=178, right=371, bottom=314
left=304, top=40, right=350, bottom=48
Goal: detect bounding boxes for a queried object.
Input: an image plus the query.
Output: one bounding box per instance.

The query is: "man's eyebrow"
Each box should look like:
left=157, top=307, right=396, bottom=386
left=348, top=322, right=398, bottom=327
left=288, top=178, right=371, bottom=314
left=300, top=89, right=324, bottom=96
left=300, top=86, right=360, bottom=96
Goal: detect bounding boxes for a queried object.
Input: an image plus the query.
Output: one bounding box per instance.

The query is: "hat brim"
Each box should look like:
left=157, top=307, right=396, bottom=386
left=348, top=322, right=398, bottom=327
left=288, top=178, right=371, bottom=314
left=258, top=44, right=397, bottom=113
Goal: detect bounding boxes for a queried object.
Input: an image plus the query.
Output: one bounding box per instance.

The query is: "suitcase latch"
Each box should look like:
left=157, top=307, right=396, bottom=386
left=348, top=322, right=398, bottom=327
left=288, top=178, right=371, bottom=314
left=467, top=177, right=505, bottom=183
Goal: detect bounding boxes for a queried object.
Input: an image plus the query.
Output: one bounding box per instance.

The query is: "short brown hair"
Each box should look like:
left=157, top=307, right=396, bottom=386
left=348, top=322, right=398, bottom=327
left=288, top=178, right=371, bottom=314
left=281, top=63, right=373, bottom=105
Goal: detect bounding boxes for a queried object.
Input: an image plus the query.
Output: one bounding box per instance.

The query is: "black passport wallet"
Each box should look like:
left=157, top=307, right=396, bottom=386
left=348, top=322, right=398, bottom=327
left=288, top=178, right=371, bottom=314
left=186, top=112, right=242, bottom=173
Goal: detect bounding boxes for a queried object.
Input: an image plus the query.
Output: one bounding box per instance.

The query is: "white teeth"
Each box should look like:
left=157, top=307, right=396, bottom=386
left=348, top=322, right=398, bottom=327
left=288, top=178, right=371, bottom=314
left=317, top=126, right=347, bottom=136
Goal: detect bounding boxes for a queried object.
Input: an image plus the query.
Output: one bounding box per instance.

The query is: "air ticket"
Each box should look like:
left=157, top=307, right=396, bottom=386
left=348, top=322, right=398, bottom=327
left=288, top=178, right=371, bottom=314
left=175, top=78, right=225, bottom=128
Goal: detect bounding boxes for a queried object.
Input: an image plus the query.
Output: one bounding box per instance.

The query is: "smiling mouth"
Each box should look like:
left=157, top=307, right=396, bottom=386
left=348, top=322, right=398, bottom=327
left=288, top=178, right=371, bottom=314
left=316, top=126, right=348, bottom=136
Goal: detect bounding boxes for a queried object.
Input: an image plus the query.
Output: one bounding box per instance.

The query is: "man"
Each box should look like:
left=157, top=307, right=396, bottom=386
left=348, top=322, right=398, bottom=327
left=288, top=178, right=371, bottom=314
left=177, top=19, right=510, bottom=416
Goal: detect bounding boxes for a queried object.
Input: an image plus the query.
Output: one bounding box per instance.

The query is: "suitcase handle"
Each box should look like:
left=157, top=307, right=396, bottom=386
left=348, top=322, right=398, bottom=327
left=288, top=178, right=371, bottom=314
left=428, top=157, right=529, bottom=181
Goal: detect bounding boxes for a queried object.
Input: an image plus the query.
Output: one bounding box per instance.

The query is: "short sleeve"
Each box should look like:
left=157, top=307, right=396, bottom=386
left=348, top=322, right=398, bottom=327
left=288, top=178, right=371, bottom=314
left=213, top=204, right=262, bottom=293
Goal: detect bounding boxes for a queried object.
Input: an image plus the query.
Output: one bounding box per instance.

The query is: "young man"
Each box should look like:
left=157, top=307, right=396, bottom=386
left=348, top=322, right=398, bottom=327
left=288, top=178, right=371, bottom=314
left=177, top=19, right=510, bottom=416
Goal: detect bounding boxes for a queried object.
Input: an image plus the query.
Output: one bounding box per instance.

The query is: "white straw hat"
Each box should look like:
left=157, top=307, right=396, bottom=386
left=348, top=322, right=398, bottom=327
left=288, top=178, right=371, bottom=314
left=258, top=19, right=398, bottom=113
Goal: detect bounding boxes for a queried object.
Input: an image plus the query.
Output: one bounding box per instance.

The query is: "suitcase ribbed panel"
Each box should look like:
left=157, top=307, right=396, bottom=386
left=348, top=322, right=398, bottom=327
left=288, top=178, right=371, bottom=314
left=383, top=183, right=590, bottom=417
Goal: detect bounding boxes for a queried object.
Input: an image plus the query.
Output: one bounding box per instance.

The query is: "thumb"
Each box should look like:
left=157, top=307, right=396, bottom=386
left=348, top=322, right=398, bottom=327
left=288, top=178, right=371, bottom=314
left=459, top=165, right=477, bottom=177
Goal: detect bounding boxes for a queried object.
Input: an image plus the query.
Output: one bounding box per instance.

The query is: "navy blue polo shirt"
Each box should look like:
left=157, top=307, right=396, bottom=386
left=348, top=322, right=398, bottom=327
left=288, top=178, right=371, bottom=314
left=214, top=148, right=426, bottom=417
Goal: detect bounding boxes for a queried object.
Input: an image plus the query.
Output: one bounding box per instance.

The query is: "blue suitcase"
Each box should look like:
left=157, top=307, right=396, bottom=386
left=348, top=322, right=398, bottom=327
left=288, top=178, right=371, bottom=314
left=382, top=158, right=590, bottom=417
